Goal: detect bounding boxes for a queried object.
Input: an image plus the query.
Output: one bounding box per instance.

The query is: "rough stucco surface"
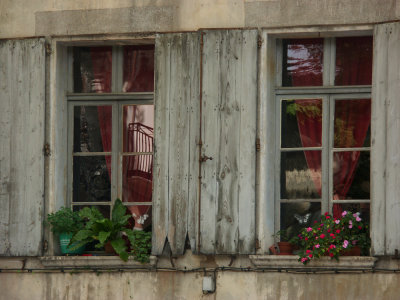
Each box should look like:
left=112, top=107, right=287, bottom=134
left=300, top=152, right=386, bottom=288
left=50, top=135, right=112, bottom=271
left=1, top=271, right=400, bottom=300
left=1, top=0, right=400, bottom=38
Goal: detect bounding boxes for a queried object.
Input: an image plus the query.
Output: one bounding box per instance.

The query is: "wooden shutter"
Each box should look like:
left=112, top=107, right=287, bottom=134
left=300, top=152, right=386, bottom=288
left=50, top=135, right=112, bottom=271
left=153, top=33, right=200, bottom=256
left=200, top=30, right=258, bottom=254
left=0, top=38, right=46, bottom=256
left=371, top=22, right=400, bottom=255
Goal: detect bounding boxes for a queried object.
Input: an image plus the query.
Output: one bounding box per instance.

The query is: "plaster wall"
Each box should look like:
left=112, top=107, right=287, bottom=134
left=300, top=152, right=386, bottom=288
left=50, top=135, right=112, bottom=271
left=1, top=0, right=400, bottom=39
left=1, top=271, right=400, bottom=300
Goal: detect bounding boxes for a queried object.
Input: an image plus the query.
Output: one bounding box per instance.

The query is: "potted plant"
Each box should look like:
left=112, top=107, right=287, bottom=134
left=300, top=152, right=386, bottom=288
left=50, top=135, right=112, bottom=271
left=291, top=211, right=370, bottom=264
left=270, top=230, right=295, bottom=255
left=45, top=207, right=85, bottom=255
left=70, top=199, right=151, bottom=262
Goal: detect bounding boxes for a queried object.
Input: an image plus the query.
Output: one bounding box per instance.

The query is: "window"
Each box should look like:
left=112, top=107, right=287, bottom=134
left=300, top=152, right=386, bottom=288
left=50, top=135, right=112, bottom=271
left=275, top=37, right=372, bottom=239
left=67, top=45, right=154, bottom=231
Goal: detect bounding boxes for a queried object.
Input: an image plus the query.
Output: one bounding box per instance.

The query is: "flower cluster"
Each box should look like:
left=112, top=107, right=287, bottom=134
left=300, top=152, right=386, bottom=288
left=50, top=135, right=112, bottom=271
left=290, top=211, right=370, bottom=264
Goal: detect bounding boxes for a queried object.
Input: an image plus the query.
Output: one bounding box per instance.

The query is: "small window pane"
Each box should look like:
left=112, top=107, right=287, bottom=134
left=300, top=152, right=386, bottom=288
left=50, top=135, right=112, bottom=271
left=281, top=202, right=321, bottom=239
left=334, top=99, right=371, bottom=148
left=282, top=38, right=323, bottom=87
left=123, top=45, right=154, bottom=92
left=123, top=105, right=154, bottom=153
left=281, top=151, right=321, bottom=199
left=126, top=205, right=152, bottom=231
left=281, top=99, right=322, bottom=148
left=335, top=37, right=372, bottom=86
left=122, top=155, right=153, bottom=203
left=74, top=106, right=112, bottom=153
left=73, top=47, right=112, bottom=93
left=333, top=151, right=370, bottom=200
left=73, top=156, right=111, bottom=202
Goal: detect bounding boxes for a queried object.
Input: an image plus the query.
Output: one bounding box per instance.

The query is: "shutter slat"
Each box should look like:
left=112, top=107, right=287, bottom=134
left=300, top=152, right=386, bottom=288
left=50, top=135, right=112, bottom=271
left=0, top=39, right=45, bottom=256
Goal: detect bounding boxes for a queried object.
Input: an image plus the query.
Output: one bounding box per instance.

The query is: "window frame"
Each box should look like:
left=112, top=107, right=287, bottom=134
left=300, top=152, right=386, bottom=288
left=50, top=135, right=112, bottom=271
left=256, top=27, right=374, bottom=254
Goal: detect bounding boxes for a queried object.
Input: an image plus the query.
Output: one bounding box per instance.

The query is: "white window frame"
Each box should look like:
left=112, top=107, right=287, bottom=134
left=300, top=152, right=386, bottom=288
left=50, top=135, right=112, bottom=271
left=256, top=27, right=374, bottom=254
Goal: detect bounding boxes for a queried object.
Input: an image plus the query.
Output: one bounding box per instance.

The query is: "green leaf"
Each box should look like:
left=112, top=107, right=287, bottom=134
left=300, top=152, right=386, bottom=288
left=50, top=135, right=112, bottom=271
left=112, top=199, right=127, bottom=222
left=98, top=231, right=111, bottom=244
left=70, top=230, right=93, bottom=244
left=111, top=238, right=128, bottom=261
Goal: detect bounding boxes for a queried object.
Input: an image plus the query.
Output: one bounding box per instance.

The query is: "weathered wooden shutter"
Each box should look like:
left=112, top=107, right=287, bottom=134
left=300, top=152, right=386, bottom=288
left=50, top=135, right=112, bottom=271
left=153, top=33, right=200, bottom=256
left=371, top=22, right=400, bottom=256
left=0, top=39, right=46, bottom=256
left=200, top=30, right=258, bottom=254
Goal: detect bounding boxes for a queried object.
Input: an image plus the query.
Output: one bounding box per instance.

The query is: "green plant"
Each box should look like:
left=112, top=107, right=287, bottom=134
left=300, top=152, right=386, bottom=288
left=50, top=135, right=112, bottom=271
left=45, top=207, right=84, bottom=235
left=272, top=229, right=291, bottom=242
left=70, top=199, right=151, bottom=262
left=292, top=211, right=370, bottom=264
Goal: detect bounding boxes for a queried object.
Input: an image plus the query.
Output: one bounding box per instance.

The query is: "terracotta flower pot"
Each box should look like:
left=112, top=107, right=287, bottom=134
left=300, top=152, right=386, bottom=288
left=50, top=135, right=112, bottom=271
left=277, top=242, right=294, bottom=255
left=341, top=246, right=361, bottom=256
left=104, top=241, right=117, bottom=255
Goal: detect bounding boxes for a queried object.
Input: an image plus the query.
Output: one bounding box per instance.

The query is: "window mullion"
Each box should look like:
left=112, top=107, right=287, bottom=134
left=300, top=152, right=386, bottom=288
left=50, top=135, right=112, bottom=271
left=111, top=103, right=120, bottom=208
left=112, top=46, right=124, bottom=93
left=323, top=38, right=331, bottom=86
left=329, top=38, right=336, bottom=86
left=327, top=95, right=335, bottom=214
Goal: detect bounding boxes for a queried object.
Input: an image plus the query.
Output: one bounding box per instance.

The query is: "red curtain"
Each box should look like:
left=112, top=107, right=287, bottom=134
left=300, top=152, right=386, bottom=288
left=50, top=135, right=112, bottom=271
left=290, top=39, right=372, bottom=218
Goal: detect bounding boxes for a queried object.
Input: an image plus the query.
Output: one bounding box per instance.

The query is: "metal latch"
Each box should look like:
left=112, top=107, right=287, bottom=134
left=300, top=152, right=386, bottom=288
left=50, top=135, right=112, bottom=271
left=200, top=155, right=213, bottom=163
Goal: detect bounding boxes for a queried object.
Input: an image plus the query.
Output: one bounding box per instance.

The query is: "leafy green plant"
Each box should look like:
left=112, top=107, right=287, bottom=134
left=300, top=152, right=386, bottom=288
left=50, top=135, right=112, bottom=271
left=45, top=207, right=84, bottom=235
left=272, top=229, right=291, bottom=242
left=70, top=199, right=151, bottom=262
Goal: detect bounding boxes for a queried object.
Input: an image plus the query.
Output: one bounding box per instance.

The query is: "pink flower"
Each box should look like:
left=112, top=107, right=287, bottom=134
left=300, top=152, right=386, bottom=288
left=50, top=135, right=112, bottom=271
left=317, top=228, right=321, bottom=231
left=336, top=229, right=341, bottom=234
left=358, top=226, right=362, bottom=230
left=329, top=244, right=336, bottom=249
left=330, top=233, right=336, bottom=239
left=306, top=250, right=311, bottom=254
left=320, top=234, right=325, bottom=239
left=308, top=254, right=313, bottom=258
left=329, top=253, right=334, bottom=257
left=353, top=213, right=358, bottom=217
left=325, top=212, right=329, bottom=216
left=356, top=217, right=362, bottom=222
left=301, top=257, right=308, bottom=263
left=343, top=240, right=349, bottom=249
left=335, top=220, right=340, bottom=224
left=349, top=225, right=353, bottom=229
left=305, top=237, right=308, bottom=241
left=306, top=227, right=312, bottom=232
left=327, top=229, right=331, bottom=233
left=315, top=244, right=320, bottom=248
left=342, top=211, right=347, bottom=217
left=326, top=216, right=331, bottom=219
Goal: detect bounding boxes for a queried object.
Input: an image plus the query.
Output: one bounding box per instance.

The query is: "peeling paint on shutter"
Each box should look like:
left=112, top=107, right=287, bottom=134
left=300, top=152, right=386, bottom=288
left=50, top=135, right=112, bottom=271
left=153, top=33, right=200, bottom=256
left=200, top=30, right=257, bottom=254
left=0, top=38, right=46, bottom=256
left=371, top=22, right=400, bottom=256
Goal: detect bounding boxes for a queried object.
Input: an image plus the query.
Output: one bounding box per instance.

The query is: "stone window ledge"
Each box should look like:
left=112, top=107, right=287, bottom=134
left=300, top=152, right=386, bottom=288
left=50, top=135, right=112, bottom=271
left=249, top=255, right=377, bottom=270
left=39, top=255, right=157, bottom=268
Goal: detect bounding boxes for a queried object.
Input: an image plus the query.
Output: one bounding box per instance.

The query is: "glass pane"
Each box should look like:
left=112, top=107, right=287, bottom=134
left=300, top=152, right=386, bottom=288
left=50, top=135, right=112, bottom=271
left=73, top=205, right=111, bottom=219
left=281, top=151, right=321, bottom=199
left=332, top=203, right=370, bottom=224
left=282, top=38, right=323, bottom=87
left=281, top=202, right=321, bottom=240
left=281, top=99, right=322, bottom=148
left=73, top=47, right=112, bottom=93
left=126, top=205, right=152, bottom=231
left=334, top=99, right=371, bottom=148
left=123, top=45, right=155, bottom=92
left=74, top=106, right=112, bottom=152
left=335, top=36, right=372, bottom=86
left=123, top=105, right=154, bottom=152
left=122, top=155, right=153, bottom=202
left=73, top=156, right=111, bottom=202
left=333, top=151, right=370, bottom=200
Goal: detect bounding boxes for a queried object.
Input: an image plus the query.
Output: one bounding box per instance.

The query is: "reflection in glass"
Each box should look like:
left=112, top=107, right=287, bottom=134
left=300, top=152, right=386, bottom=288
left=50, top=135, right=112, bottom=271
left=74, top=106, right=112, bottom=153
left=73, top=47, right=112, bottom=93
left=335, top=37, right=372, bottom=86
left=281, top=202, right=321, bottom=239
left=123, top=45, right=155, bottom=92
left=281, top=99, right=322, bottom=148
left=126, top=205, right=152, bottom=231
left=73, top=156, right=111, bottom=202
left=334, top=99, right=371, bottom=148
left=73, top=205, right=111, bottom=219
left=281, top=151, right=321, bottom=199
left=282, top=39, right=323, bottom=87
left=333, top=151, right=370, bottom=200
left=122, top=155, right=153, bottom=202
left=123, top=105, right=154, bottom=153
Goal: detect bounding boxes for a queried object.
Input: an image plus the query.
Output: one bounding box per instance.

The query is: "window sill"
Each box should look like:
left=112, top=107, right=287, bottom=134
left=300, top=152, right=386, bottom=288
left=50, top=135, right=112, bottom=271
left=249, top=255, right=377, bottom=270
left=39, top=255, right=157, bottom=269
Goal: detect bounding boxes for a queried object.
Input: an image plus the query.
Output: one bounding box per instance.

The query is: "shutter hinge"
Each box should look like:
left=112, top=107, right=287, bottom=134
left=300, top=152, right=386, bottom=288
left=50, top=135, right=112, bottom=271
left=45, top=43, right=52, bottom=56
left=256, top=138, right=261, bottom=152
left=43, top=143, right=51, bottom=156
left=257, top=35, right=263, bottom=49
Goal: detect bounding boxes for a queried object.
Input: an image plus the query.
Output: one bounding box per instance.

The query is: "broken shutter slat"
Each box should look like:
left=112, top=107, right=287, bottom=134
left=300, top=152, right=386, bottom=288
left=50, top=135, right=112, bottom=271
left=0, top=38, right=46, bottom=256
left=371, top=22, right=400, bottom=255
left=153, top=33, right=200, bottom=256
left=200, top=30, right=257, bottom=254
